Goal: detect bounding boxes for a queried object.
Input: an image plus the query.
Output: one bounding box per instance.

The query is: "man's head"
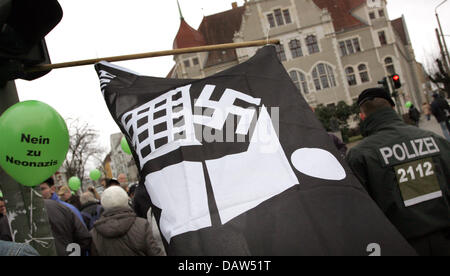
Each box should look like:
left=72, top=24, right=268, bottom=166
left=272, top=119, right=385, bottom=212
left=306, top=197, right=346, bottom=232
left=0, top=197, right=6, bottom=216
left=57, top=186, right=72, bottom=202
left=101, top=186, right=129, bottom=210
left=357, top=88, right=395, bottom=119
left=39, top=177, right=56, bottom=199
left=117, top=173, right=127, bottom=184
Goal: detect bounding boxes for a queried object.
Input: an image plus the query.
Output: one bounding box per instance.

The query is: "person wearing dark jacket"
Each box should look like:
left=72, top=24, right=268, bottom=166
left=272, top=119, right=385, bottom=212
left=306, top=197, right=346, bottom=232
left=408, top=104, right=420, bottom=126
left=327, top=133, right=347, bottom=158
left=80, top=192, right=103, bottom=230
left=90, top=186, right=163, bottom=256
left=44, top=199, right=92, bottom=256
left=346, top=88, right=450, bottom=256
left=0, top=197, right=12, bottom=241
left=430, top=93, right=450, bottom=141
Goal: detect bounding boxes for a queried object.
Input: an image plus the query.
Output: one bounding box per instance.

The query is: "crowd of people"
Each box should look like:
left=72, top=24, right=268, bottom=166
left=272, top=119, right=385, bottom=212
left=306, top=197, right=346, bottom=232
left=0, top=174, right=165, bottom=256
left=0, top=88, right=449, bottom=256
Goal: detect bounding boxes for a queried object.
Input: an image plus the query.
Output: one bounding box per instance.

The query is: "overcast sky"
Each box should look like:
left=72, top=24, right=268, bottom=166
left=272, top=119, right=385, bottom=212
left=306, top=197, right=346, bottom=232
left=14, top=0, right=450, bottom=164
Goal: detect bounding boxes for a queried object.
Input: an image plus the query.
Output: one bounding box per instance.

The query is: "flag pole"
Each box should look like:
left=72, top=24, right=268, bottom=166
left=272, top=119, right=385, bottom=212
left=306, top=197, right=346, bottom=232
left=26, top=39, right=280, bottom=73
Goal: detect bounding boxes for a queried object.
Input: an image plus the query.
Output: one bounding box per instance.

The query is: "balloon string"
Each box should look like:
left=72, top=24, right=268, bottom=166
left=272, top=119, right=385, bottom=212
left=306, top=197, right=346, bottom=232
left=30, top=188, right=33, bottom=237
left=26, top=188, right=54, bottom=249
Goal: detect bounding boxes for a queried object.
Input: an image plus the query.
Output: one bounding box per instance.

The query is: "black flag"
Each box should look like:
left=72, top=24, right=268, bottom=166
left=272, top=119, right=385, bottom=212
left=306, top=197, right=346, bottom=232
left=95, top=46, right=416, bottom=256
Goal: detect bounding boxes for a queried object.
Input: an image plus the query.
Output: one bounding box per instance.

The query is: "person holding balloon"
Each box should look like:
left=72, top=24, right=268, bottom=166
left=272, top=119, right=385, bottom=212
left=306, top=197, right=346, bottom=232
left=406, top=101, right=420, bottom=127
left=88, top=169, right=102, bottom=201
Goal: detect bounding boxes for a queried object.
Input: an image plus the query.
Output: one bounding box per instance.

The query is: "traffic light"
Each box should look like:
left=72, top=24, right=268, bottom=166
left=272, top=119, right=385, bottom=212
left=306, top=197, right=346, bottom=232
left=377, top=77, right=389, bottom=92
left=0, top=0, right=63, bottom=82
left=391, top=74, right=401, bottom=89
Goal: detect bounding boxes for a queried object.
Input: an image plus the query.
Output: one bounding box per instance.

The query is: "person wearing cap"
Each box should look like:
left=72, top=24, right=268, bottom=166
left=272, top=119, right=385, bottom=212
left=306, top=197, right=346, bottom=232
left=346, top=87, right=450, bottom=256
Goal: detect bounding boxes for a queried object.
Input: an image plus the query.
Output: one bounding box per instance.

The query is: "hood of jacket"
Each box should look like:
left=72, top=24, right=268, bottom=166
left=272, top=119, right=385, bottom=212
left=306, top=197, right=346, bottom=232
left=93, top=207, right=136, bottom=238
left=361, top=107, right=404, bottom=137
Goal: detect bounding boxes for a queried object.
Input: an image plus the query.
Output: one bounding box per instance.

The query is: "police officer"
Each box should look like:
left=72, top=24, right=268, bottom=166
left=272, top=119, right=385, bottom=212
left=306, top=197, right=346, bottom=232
left=346, top=88, right=450, bottom=256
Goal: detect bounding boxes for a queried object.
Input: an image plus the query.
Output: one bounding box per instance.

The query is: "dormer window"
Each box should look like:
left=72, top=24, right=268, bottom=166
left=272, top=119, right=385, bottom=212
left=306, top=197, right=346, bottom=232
left=267, top=8, right=292, bottom=28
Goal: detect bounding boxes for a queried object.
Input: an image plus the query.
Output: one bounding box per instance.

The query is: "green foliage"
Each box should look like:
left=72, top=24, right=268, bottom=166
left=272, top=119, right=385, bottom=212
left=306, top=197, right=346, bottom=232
left=314, top=101, right=360, bottom=132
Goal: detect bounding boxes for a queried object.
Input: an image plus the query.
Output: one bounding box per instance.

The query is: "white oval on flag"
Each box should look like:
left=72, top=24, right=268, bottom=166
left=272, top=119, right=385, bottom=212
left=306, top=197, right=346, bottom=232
left=291, top=148, right=346, bottom=181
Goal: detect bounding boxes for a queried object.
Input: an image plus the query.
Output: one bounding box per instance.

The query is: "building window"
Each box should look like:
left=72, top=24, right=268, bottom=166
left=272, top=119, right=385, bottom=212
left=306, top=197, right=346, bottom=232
left=268, top=8, right=292, bottom=28
left=274, top=9, right=284, bottom=26
left=275, top=44, right=286, bottom=62
left=358, top=64, right=370, bottom=83
left=379, top=9, right=385, bottom=17
left=378, top=31, right=387, bottom=45
left=183, top=60, right=190, bottom=68
left=346, top=40, right=355, bottom=55
left=193, top=58, right=199, bottom=66
left=353, top=38, right=361, bottom=52
left=283, top=9, right=292, bottom=24
left=289, top=70, right=309, bottom=95
left=385, top=57, right=396, bottom=75
left=339, top=41, right=347, bottom=56
left=312, top=63, right=336, bottom=91
left=339, top=38, right=361, bottom=56
left=346, top=67, right=357, bottom=86
left=306, top=35, right=319, bottom=54
left=369, top=12, right=376, bottom=19
left=289, top=39, right=303, bottom=58
left=267, top=14, right=275, bottom=28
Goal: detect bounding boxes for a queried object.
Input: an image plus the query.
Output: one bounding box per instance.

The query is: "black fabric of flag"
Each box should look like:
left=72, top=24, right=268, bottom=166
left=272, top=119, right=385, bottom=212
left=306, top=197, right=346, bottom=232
left=95, top=46, right=415, bottom=256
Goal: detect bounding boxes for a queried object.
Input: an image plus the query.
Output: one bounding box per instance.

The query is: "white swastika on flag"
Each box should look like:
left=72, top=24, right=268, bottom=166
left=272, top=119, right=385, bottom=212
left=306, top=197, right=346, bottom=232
left=193, top=85, right=261, bottom=135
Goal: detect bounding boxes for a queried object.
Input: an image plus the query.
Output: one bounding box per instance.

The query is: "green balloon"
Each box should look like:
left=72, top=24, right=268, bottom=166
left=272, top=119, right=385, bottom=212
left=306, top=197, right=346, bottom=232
left=121, top=136, right=132, bottom=155
left=405, top=101, right=412, bottom=108
left=89, top=169, right=101, bottom=181
left=68, top=176, right=81, bottom=191
left=0, top=101, right=69, bottom=187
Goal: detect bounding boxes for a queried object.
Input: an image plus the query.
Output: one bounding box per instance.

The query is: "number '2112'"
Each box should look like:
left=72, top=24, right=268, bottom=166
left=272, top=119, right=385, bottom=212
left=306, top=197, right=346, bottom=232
left=397, top=162, right=434, bottom=183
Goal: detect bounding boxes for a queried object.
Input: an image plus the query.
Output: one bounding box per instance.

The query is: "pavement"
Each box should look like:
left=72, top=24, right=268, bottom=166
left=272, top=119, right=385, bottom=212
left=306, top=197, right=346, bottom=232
left=418, top=115, right=447, bottom=138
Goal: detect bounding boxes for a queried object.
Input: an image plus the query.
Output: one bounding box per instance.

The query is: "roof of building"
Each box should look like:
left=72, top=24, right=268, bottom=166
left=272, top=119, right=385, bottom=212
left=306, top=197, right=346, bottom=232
left=391, top=17, right=409, bottom=45
left=312, top=0, right=366, bottom=32
left=173, top=18, right=207, bottom=49
left=198, top=6, right=246, bottom=67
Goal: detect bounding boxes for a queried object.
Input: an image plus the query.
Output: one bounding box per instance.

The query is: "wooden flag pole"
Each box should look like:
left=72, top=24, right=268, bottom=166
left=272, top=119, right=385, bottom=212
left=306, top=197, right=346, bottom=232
left=27, top=39, right=280, bottom=73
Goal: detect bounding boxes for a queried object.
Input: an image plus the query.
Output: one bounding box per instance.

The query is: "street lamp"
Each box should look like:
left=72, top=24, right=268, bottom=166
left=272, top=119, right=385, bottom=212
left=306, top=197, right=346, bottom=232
left=435, top=0, right=450, bottom=70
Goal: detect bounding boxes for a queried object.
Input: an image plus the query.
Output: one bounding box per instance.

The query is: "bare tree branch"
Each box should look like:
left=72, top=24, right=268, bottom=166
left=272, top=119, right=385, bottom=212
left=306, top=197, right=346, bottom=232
left=62, top=119, right=106, bottom=190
